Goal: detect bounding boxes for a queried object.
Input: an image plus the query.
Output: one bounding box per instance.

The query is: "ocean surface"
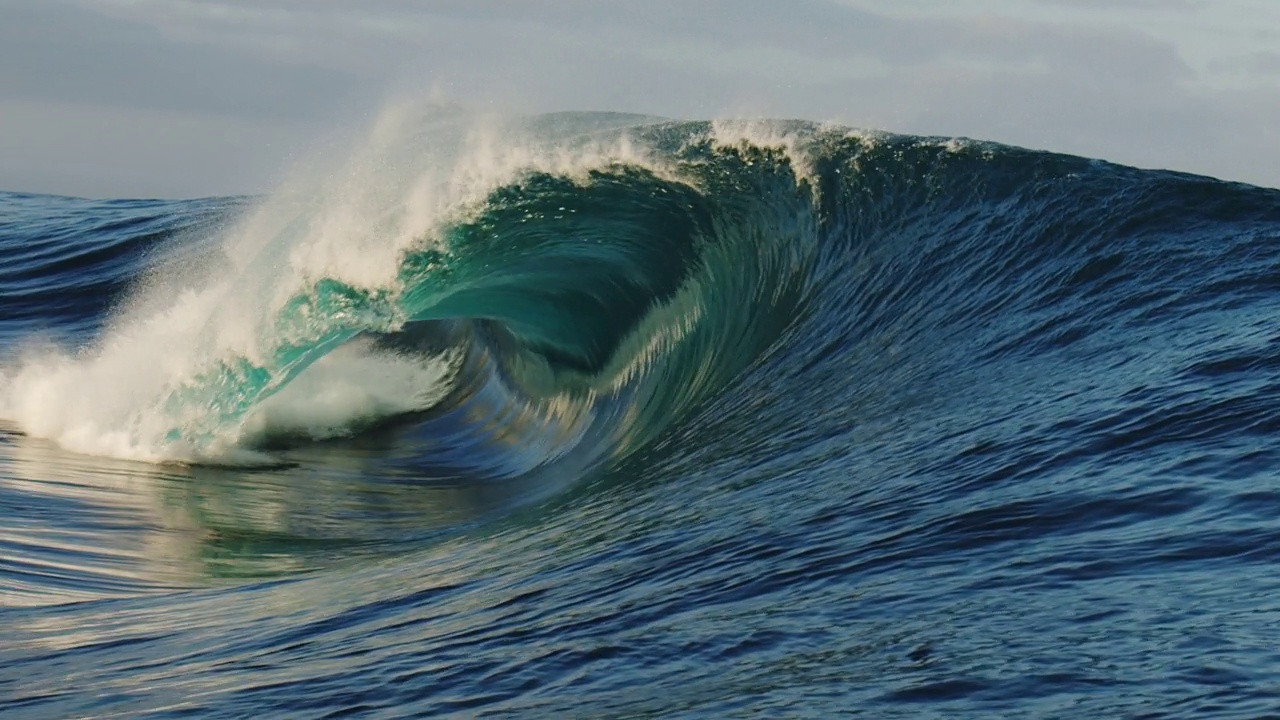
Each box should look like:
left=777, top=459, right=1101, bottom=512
left=3, top=112, right=1280, bottom=718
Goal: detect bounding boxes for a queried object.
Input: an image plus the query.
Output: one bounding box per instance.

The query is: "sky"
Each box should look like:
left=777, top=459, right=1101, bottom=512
left=1, top=0, right=1277, bottom=198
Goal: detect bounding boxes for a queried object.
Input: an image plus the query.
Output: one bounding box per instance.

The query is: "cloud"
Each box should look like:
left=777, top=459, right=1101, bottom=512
left=1210, top=51, right=1280, bottom=78
left=0, top=97, right=317, bottom=198
left=0, top=2, right=366, bottom=121
left=0, top=0, right=1276, bottom=197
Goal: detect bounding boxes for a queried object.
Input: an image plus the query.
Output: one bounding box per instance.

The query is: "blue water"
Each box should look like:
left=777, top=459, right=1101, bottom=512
left=3, top=114, right=1280, bottom=717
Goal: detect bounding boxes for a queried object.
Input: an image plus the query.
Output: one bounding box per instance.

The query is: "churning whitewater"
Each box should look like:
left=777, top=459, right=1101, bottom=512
left=3, top=111, right=1280, bottom=718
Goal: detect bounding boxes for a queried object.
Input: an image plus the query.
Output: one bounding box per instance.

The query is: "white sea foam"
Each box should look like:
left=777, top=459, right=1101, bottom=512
left=238, top=341, right=461, bottom=443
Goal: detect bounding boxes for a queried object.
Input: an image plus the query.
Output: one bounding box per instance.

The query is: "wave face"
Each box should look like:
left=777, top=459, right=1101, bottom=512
left=4, top=112, right=1280, bottom=717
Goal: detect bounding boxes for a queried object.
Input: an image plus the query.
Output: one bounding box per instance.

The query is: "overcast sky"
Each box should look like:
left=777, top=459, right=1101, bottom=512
left=1, top=0, right=1277, bottom=198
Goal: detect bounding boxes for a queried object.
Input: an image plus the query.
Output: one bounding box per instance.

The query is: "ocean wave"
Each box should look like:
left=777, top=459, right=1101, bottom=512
left=2, top=111, right=1277, bottom=479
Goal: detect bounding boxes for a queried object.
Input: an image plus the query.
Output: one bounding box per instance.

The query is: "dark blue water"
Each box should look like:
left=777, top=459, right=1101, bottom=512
left=3, top=114, right=1280, bottom=718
